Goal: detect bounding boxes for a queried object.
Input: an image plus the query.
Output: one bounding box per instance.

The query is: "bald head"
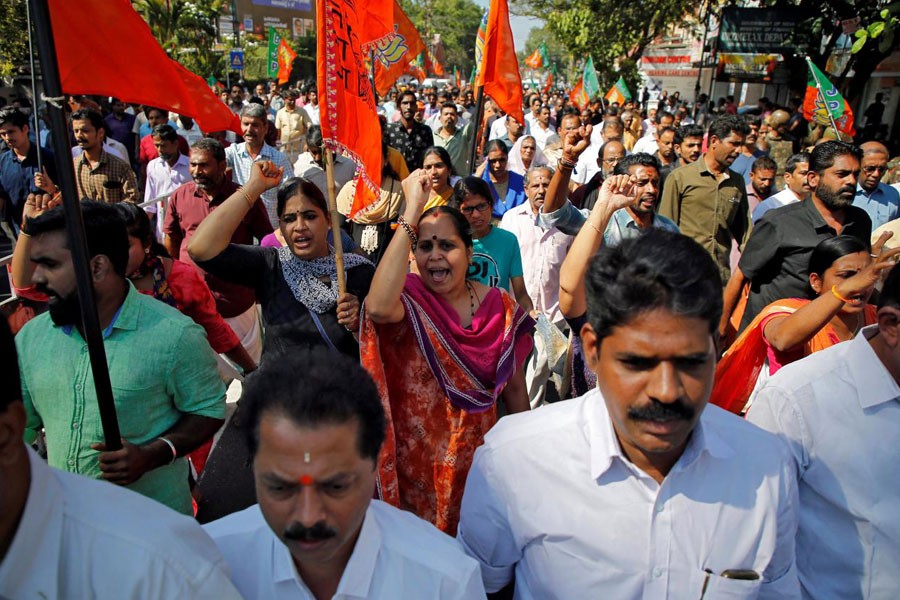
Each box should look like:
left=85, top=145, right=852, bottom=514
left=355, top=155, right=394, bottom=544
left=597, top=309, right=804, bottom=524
left=860, top=141, right=890, bottom=192
left=861, top=141, right=889, bottom=157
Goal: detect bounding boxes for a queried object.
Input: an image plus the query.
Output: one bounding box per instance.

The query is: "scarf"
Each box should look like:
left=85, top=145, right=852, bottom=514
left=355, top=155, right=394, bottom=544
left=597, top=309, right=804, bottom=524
left=128, top=254, right=176, bottom=307
left=277, top=246, right=372, bottom=314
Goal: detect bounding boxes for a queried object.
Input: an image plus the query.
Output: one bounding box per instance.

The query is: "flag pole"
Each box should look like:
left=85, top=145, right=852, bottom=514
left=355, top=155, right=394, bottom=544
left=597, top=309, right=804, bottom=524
left=25, top=0, right=42, bottom=171
left=805, top=56, right=840, bottom=135
left=467, top=85, right=486, bottom=176
left=324, top=150, right=347, bottom=294
left=28, top=0, right=121, bottom=449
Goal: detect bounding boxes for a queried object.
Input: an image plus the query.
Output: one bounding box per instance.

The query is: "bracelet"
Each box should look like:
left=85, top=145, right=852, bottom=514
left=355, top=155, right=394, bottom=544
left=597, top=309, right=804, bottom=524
left=831, top=285, right=852, bottom=304
left=158, top=436, right=178, bottom=465
left=240, top=188, right=255, bottom=209
left=558, top=157, right=577, bottom=171
left=587, top=219, right=603, bottom=235
left=396, top=215, right=418, bottom=248
left=870, top=253, right=879, bottom=259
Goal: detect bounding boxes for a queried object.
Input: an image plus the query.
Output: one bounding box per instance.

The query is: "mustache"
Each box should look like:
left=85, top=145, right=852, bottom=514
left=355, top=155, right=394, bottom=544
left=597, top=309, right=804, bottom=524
left=628, top=399, right=695, bottom=423
left=283, top=521, right=337, bottom=543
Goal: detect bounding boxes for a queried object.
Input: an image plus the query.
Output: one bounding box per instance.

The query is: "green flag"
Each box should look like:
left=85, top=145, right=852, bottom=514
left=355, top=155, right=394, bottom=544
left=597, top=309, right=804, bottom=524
left=267, top=27, right=281, bottom=79
left=538, top=42, right=550, bottom=67
left=583, top=56, right=600, bottom=99
left=616, top=76, right=632, bottom=100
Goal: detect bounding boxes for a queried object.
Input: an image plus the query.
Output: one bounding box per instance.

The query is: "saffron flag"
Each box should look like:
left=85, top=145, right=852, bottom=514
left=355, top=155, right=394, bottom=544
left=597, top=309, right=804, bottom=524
left=49, top=0, right=241, bottom=134
left=317, top=0, right=382, bottom=217
left=569, top=76, right=589, bottom=110
left=277, top=39, right=297, bottom=85
left=605, top=76, right=632, bottom=104
left=524, top=48, right=543, bottom=69
left=454, top=66, right=462, bottom=88
left=428, top=48, right=446, bottom=76
left=583, top=55, right=601, bottom=99
left=543, top=68, right=554, bottom=94
left=373, top=0, right=425, bottom=96
left=267, top=28, right=281, bottom=78
left=476, top=0, right=524, bottom=125
left=474, top=10, right=489, bottom=79
left=359, top=0, right=397, bottom=52
left=802, top=57, right=855, bottom=136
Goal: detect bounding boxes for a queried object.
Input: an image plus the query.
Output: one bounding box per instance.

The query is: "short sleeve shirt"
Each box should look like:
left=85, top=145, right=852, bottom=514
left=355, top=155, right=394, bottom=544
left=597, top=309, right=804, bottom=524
left=468, top=227, right=524, bottom=291
left=386, top=120, right=434, bottom=170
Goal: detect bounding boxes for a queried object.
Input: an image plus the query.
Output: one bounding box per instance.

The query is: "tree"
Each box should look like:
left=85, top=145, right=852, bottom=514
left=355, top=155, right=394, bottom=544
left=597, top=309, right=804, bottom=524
left=0, top=0, right=28, bottom=78
left=400, top=0, right=483, bottom=75
left=522, top=25, right=569, bottom=79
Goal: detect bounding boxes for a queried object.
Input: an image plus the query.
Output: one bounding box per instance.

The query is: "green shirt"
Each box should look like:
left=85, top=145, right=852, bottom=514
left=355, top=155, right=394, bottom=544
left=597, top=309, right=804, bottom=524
left=468, top=226, right=524, bottom=291
left=433, top=122, right=474, bottom=176
left=17, top=283, right=226, bottom=514
left=658, top=156, right=751, bottom=283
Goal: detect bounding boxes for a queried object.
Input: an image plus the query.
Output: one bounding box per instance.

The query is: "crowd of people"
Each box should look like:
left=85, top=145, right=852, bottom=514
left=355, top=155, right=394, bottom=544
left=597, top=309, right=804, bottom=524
left=0, top=72, right=899, bottom=599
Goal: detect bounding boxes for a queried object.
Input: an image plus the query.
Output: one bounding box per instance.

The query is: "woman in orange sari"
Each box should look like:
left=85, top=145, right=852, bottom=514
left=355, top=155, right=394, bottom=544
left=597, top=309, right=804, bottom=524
left=361, top=169, right=534, bottom=535
left=713, top=235, right=899, bottom=414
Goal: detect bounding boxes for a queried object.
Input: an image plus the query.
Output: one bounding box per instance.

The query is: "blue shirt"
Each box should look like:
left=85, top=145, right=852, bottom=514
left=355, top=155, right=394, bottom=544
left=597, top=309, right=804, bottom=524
left=730, top=150, right=767, bottom=186
left=481, top=169, right=526, bottom=218
left=538, top=201, right=680, bottom=245
left=852, top=182, right=900, bottom=229
left=0, top=143, right=58, bottom=228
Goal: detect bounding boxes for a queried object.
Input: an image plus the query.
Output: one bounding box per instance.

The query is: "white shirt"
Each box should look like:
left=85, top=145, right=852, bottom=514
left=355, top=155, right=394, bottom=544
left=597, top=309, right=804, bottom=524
left=748, top=327, right=900, bottom=600
left=293, top=152, right=357, bottom=200
left=0, top=447, right=241, bottom=599
left=176, top=120, right=204, bottom=145
left=145, top=153, right=192, bottom=239
left=632, top=133, right=660, bottom=155
left=572, top=142, right=601, bottom=185
left=752, top=188, right=803, bottom=223
left=500, top=203, right=573, bottom=324
left=71, top=138, right=130, bottom=164
left=489, top=115, right=508, bottom=141
left=530, top=122, right=556, bottom=151
left=458, top=389, right=800, bottom=599
left=205, top=500, right=485, bottom=600
left=305, top=102, right=321, bottom=125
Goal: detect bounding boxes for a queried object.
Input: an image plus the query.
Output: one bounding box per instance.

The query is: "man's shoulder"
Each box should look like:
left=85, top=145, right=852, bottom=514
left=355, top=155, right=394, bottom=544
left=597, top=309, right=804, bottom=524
left=481, top=393, right=592, bottom=455
left=763, top=339, right=850, bottom=397
left=204, top=504, right=272, bottom=550
left=700, top=404, right=787, bottom=463
left=652, top=212, right=679, bottom=231
left=878, top=182, right=900, bottom=200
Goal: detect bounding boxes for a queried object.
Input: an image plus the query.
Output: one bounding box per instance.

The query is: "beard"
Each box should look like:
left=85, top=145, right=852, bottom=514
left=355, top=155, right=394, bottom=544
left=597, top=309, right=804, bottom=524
left=816, top=182, right=856, bottom=209
left=37, top=285, right=82, bottom=327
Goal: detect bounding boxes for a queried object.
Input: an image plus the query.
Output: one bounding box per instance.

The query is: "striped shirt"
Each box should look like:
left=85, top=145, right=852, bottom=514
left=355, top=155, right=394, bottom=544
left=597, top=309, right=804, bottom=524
left=225, top=142, right=294, bottom=227
left=74, top=149, right=138, bottom=203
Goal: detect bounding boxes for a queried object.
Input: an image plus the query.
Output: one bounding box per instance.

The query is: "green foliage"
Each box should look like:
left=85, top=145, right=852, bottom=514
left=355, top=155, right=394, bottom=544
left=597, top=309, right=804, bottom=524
left=0, top=0, right=28, bottom=78
left=400, top=0, right=483, bottom=74
left=851, top=5, right=898, bottom=56
left=522, top=25, right=568, bottom=76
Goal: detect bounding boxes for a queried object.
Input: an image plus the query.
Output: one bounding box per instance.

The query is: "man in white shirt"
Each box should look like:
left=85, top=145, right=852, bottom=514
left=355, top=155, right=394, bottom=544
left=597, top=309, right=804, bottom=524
left=530, top=105, right=557, bottom=151
left=0, top=319, right=241, bottom=599
left=293, top=125, right=357, bottom=200
left=747, top=263, right=900, bottom=600
left=145, top=124, right=191, bottom=239
left=752, top=152, right=811, bottom=223
left=205, top=350, right=485, bottom=600
left=458, top=228, right=800, bottom=598
left=633, top=110, right=675, bottom=155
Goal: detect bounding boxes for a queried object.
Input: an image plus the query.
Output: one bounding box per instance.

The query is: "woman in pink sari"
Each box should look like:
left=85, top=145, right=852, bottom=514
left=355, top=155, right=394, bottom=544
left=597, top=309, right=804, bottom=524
left=361, top=170, right=534, bottom=535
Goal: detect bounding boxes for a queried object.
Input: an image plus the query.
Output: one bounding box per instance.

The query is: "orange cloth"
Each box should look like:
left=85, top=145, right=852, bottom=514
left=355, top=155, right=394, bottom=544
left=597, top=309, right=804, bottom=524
left=276, top=39, right=297, bottom=85
left=475, top=0, right=524, bottom=125
left=373, top=0, right=426, bottom=96
left=570, top=76, right=589, bottom=110
left=712, top=298, right=877, bottom=414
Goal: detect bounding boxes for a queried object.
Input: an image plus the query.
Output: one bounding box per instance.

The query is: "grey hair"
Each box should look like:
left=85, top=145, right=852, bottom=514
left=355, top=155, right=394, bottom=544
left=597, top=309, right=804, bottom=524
left=240, top=103, right=268, bottom=121
left=525, top=164, right=554, bottom=184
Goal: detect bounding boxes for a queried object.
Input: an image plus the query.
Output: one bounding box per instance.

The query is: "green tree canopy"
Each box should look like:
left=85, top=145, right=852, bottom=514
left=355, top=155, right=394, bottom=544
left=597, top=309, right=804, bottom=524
left=0, top=0, right=28, bottom=78
left=401, top=0, right=483, bottom=76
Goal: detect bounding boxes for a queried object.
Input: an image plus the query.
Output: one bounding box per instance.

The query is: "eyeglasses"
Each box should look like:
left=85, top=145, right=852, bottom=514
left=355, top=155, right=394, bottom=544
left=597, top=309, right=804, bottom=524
left=461, top=202, right=491, bottom=215
left=863, top=165, right=887, bottom=174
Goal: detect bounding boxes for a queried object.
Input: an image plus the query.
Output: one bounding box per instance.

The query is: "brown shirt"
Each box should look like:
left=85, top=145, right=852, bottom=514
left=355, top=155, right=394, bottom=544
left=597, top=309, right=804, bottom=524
left=74, top=150, right=138, bottom=203
left=658, top=155, right=750, bottom=283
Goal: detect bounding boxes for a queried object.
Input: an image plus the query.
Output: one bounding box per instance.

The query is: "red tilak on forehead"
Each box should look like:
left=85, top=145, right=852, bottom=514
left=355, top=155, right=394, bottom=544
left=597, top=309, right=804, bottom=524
left=299, top=474, right=314, bottom=486
left=432, top=235, right=438, bottom=241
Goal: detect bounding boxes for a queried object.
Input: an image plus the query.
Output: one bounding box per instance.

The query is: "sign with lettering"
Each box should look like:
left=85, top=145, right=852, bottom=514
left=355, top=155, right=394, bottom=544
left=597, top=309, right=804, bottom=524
left=719, top=8, right=799, bottom=56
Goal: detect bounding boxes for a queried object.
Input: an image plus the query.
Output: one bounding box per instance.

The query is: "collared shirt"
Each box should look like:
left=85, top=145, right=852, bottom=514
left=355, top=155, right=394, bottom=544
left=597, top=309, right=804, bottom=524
left=457, top=389, right=800, bottom=599
left=852, top=181, right=900, bottom=229
left=658, top=155, right=751, bottom=282
left=433, top=122, right=474, bottom=176
left=225, top=141, right=294, bottom=227
left=176, top=120, right=205, bottom=145
left=752, top=188, right=804, bottom=223
left=0, top=447, right=242, bottom=599
left=632, top=133, right=659, bottom=155
left=530, top=122, right=556, bottom=151
left=385, top=119, right=435, bottom=170
left=74, top=149, right=138, bottom=203
left=293, top=151, right=357, bottom=200
left=145, top=152, right=191, bottom=201
left=500, top=203, right=573, bottom=323
left=305, top=102, right=320, bottom=125
left=748, top=327, right=900, bottom=600
left=539, top=201, right=679, bottom=244
left=0, top=142, right=58, bottom=228
left=71, top=139, right=131, bottom=165
left=17, top=284, right=226, bottom=514
left=165, top=180, right=273, bottom=318
left=738, top=198, right=872, bottom=330
left=205, top=500, right=485, bottom=600
left=274, top=106, right=311, bottom=161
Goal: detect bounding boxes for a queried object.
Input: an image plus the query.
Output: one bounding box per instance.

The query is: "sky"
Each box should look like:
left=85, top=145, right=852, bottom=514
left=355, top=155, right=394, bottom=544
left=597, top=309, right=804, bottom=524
left=472, top=0, right=542, bottom=52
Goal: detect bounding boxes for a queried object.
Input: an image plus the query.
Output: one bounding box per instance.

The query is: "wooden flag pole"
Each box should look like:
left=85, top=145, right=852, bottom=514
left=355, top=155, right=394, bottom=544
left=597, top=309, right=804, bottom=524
left=324, top=150, right=347, bottom=294
left=467, top=85, right=486, bottom=176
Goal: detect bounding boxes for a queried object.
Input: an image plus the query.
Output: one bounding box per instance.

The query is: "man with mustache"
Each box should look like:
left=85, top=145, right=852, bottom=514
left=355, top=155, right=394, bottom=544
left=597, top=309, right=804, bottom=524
left=71, top=108, right=138, bottom=204
left=851, top=141, right=899, bottom=229
left=658, top=115, right=752, bottom=284
left=204, top=350, right=485, bottom=599
left=15, top=201, right=227, bottom=514
left=720, top=142, right=873, bottom=336
left=458, top=229, right=800, bottom=597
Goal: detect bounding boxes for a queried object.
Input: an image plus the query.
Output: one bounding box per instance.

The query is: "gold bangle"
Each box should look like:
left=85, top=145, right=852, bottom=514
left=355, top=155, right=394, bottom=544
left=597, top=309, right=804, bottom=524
left=831, top=285, right=852, bottom=304
left=587, top=219, right=603, bottom=235
left=240, top=189, right=255, bottom=208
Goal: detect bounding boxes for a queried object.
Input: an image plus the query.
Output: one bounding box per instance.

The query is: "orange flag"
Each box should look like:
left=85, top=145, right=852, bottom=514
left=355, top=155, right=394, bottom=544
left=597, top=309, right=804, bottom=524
left=524, top=48, right=543, bottom=69
left=569, top=76, right=589, bottom=110
left=373, top=0, right=426, bottom=96
left=48, top=0, right=241, bottom=134
left=277, top=39, right=297, bottom=85
left=318, top=0, right=382, bottom=218
left=360, top=0, right=397, bottom=51
left=475, top=0, right=524, bottom=125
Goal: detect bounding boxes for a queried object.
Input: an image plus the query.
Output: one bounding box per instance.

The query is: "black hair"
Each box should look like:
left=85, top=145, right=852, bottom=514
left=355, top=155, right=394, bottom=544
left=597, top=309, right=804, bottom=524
left=614, top=152, right=660, bottom=176
left=305, top=125, right=323, bottom=149
left=601, top=118, right=624, bottom=134
left=451, top=176, right=493, bottom=209
left=483, top=139, right=509, bottom=156
left=241, top=350, right=386, bottom=462
left=785, top=152, right=811, bottom=174
left=71, top=108, right=105, bottom=132
left=0, top=106, right=29, bottom=129
left=191, top=137, right=226, bottom=162
left=707, top=114, right=750, bottom=142
left=0, top=317, right=19, bottom=411
left=750, top=155, right=778, bottom=173
left=24, top=201, right=129, bottom=277
left=422, top=146, right=456, bottom=176
left=277, top=177, right=327, bottom=218
left=114, top=202, right=170, bottom=258
left=597, top=139, right=625, bottom=163
left=656, top=125, right=676, bottom=139
left=145, top=106, right=167, bottom=119
left=151, top=124, right=178, bottom=143
left=656, top=110, right=674, bottom=124
left=440, top=101, right=458, bottom=114
left=878, top=263, right=900, bottom=310
left=808, top=235, right=868, bottom=281
left=810, top=141, right=863, bottom=175
left=419, top=205, right=473, bottom=248
left=585, top=229, right=722, bottom=343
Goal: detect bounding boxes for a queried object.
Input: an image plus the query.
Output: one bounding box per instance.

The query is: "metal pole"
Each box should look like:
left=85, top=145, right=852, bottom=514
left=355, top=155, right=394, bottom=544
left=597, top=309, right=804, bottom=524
left=466, top=85, right=485, bottom=176
left=25, top=0, right=43, bottom=171
left=693, top=0, right=711, bottom=122
left=806, top=56, right=840, bottom=135
left=28, top=0, right=121, bottom=449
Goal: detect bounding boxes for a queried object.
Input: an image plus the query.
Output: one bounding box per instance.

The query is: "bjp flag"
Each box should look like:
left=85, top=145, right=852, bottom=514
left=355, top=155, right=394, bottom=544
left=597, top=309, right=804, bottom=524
left=570, top=76, right=589, bottom=110
left=476, top=0, right=524, bottom=125
left=277, top=39, right=297, bottom=85
left=317, top=0, right=382, bottom=217
left=373, top=0, right=425, bottom=96
left=524, top=47, right=543, bottom=69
